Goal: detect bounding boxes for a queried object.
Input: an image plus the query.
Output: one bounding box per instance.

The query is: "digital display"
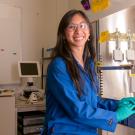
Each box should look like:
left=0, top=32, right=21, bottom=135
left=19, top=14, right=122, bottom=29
left=18, top=61, right=41, bottom=78
left=20, top=63, right=38, bottom=75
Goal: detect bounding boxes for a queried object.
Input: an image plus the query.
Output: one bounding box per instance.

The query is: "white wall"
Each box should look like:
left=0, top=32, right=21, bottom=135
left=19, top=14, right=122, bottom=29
left=42, top=0, right=68, bottom=49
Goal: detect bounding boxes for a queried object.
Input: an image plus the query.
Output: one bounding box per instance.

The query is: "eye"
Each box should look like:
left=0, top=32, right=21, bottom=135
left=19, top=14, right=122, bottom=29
left=80, top=23, right=88, bottom=29
left=68, top=24, right=76, bottom=30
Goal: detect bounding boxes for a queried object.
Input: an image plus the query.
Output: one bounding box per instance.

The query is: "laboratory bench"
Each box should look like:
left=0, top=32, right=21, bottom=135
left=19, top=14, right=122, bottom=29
left=16, top=97, right=45, bottom=112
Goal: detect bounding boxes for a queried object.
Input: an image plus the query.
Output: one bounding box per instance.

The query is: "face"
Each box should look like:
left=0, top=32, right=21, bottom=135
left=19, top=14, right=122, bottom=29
left=65, top=14, right=90, bottom=51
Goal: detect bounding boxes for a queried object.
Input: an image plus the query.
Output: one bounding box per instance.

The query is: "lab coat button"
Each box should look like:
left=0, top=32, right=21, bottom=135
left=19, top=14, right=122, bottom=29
left=108, top=119, right=113, bottom=125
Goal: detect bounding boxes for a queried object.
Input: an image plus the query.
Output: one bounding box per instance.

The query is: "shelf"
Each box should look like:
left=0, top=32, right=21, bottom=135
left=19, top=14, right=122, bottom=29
left=41, top=48, right=52, bottom=89
left=42, top=57, right=52, bottom=60
left=98, top=65, right=132, bottom=70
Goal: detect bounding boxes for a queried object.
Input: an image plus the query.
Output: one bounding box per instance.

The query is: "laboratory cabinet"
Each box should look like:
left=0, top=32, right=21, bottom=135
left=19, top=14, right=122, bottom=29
left=98, top=5, right=135, bottom=135
left=16, top=97, right=45, bottom=135
left=0, top=96, right=15, bottom=135
left=18, top=111, right=44, bottom=135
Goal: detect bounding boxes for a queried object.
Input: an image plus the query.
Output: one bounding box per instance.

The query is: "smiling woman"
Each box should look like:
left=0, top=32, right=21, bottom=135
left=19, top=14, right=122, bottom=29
left=43, top=9, right=135, bottom=135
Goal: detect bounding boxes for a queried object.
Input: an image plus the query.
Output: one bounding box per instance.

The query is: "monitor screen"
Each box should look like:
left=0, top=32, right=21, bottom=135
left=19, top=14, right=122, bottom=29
left=18, top=61, right=41, bottom=78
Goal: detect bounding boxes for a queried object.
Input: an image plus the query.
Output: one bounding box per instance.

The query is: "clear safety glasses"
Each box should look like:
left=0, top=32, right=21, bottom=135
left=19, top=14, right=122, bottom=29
left=66, top=22, right=89, bottom=32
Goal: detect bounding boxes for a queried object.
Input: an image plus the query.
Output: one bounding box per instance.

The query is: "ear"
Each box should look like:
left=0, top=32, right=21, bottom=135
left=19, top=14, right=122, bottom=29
left=87, top=34, right=90, bottom=41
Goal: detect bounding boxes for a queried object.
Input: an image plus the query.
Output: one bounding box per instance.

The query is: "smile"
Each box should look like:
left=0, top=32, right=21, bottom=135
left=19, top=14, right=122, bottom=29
left=73, top=37, right=84, bottom=41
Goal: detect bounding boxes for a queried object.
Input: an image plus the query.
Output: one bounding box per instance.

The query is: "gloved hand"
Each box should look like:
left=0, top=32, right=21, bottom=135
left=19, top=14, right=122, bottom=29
left=116, top=104, right=135, bottom=122
left=118, top=97, right=135, bottom=107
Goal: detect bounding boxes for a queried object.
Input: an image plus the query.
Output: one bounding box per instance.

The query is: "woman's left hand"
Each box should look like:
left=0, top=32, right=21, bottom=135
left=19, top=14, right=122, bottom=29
left=118, top=97, right=135, bottom=107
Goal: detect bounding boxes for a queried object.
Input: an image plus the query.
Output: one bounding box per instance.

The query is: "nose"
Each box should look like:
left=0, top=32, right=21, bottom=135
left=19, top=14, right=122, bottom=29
left=74, top=25, right=81, bottom=32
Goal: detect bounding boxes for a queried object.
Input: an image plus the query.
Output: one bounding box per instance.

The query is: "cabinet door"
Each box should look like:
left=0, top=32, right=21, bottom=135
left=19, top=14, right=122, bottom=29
left=0, top=4, right=21, bottom=84
left=0, top=96, right=15, bottom=135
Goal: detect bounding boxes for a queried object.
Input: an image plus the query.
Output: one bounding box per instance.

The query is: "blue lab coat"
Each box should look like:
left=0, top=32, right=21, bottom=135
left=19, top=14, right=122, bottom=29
left=45, top=57, right=118, bottom=135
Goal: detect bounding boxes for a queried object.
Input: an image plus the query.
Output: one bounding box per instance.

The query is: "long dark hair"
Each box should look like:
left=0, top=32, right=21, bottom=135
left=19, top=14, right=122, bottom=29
left=51, top=9, right=96, bottom=96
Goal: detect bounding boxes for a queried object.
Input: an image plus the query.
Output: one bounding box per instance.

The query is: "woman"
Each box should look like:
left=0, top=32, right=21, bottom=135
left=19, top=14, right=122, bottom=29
left=45, top=9, right=135, bottom=135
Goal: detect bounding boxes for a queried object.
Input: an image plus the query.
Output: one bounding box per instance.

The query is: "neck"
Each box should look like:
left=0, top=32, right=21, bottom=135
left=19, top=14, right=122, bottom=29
left=71, top=47, right=84, bottom=68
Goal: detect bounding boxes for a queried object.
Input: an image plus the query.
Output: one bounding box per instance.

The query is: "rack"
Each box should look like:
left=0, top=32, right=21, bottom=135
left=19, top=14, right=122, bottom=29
left=41, top=48, right=53, bottom=89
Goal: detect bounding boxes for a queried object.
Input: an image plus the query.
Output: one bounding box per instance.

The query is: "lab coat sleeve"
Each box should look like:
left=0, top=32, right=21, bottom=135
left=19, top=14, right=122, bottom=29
left=97, top=96, right=119, bottom=111
left=47, top=58, right=118, bottom=132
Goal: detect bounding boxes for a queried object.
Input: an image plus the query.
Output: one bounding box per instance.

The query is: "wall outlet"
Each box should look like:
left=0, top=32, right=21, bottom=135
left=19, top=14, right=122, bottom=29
left=113, top=50, right=124, bottom=61
left=126, top=49, right=135, bottom=61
